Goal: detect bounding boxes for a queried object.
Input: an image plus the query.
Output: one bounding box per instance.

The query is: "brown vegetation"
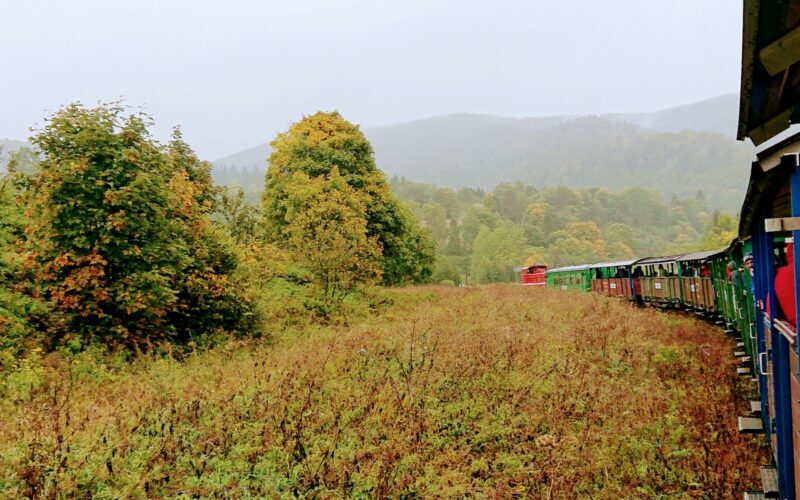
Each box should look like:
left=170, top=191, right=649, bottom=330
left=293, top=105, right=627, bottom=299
left=0, top=286, right=766, bottom=497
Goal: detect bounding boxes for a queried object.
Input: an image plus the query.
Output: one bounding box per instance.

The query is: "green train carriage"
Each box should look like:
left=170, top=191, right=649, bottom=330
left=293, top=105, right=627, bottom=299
left=545, top=265, right=592, bottom=292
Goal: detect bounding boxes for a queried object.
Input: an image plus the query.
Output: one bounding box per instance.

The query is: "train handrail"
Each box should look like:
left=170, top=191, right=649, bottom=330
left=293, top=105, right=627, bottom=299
left=773, top=319, right=797, bottom=345
left=759, top=351, right=772, bottom=376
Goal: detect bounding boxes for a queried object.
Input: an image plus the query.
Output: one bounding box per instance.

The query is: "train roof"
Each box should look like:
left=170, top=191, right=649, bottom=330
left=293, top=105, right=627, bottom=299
left=546, top=264, right=590, bottom=273
left=738, top=132, right=800, bottom=237
left=677, top=248, right=727, bottom=262
left=738, top=0, right=800, bottom=144
left=512, top=264, right=547, bottom=272
left=632, top=254, right=685, bottom=265
left=587, top=259, right=636, bottom=269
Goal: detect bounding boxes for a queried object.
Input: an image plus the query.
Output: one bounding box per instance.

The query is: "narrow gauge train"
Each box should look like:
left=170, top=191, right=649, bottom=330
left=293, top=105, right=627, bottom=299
left=546, top=133, right=798, bottom=500
left=546, top=3, right=800, bottom=497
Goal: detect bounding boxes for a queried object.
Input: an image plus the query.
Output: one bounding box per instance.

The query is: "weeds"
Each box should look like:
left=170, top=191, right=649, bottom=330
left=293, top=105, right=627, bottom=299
left=0, top=285, right=766, bottom=497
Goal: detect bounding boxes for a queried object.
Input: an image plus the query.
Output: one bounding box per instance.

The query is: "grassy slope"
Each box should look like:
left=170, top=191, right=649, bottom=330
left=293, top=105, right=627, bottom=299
left=1, top=286, right=765, bottom=497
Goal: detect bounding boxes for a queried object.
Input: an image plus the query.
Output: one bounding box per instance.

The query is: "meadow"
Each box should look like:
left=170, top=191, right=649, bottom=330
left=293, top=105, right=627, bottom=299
left=0, top=286, right=766, bottom=498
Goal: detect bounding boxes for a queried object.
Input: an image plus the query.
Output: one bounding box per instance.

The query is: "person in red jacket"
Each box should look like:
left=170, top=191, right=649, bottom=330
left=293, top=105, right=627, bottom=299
left=775, top=242, right=797, bottom=328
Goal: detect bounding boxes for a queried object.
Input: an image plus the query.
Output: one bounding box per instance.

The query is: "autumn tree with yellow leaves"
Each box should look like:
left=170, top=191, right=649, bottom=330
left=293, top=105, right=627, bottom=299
left=262, top=112, right=435, bottom=295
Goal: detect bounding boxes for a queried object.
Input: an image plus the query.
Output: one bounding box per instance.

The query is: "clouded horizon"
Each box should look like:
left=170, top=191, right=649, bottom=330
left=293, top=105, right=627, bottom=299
left=2, top=0, right=742, bottom=159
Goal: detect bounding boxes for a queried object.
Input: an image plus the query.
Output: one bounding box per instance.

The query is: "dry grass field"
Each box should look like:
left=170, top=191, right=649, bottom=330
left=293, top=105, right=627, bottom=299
left=0, top=285, right=767, bottom=498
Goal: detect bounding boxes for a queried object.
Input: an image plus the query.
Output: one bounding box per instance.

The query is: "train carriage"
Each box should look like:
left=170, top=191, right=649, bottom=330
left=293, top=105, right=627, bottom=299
left=545, top=264, right=592, bottom=292
left=588, top=260, right=635, bottom=297
left=736, top=1, right=800, bottom=493
left=631, top=255, right=684, bottom=307
left=709, top=240, right=759, bottom=371
left=677, top=249, right=725, bottom=314
left=738, top=133, right=800, bottom=498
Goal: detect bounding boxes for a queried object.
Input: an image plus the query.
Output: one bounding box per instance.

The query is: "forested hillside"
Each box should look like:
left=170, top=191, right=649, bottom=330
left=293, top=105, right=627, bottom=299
left=606, top=93, right=739, bottom=137
left=211, top=170, right=737, bottom=285
left=387, top=178, right=736, bottom=284
left=369, top=118, right=751, bottom=212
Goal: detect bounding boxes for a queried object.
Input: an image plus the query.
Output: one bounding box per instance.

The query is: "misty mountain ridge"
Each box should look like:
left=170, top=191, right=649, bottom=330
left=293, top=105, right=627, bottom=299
left=213, top=94, right=751, bottom=211
left=213, top=93, right=741, bottom=171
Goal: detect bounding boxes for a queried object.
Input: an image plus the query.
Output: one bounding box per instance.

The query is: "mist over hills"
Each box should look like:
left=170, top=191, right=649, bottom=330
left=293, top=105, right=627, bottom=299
left=605, top=93, right=739, bottom=137
left=213, top=94, right=752, bottom=212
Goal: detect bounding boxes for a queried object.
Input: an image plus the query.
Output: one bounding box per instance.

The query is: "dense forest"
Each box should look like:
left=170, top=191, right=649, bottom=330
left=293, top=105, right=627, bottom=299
left=215, top=163, right=738, bottom=285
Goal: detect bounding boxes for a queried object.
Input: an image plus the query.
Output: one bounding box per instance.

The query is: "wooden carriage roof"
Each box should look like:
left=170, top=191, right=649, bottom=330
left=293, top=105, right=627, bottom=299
left=587, top=259, right=636, bottom=269
left=546, top=264, right=590, bottom=273
left=738, top=0, right=800, bottom=144
left=633, top=255, right=685, bottom=265
left=677, top=248, right=728, bottom=262
left=738, top=130, right=800, bottom=236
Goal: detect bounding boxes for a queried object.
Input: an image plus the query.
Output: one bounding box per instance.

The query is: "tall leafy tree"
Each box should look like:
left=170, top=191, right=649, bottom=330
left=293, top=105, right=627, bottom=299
left=470, top=223, right=526, bottom=283
left=216, top=186, right=260, bottom=244
left=23, top=103, right=253, bottom=347
left=282, top=169, right=382, bottom=308
left=0, top=151, right=46, bottom=359
left=163, top=131, right=257, bottom=341
left=701, top=210, right=738, bottom=249
left=262, top=111, right=434, bottom=285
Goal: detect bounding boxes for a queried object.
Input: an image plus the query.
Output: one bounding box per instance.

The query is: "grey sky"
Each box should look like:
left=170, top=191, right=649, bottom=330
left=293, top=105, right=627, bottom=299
left=2, top=0, right=741, bottom=160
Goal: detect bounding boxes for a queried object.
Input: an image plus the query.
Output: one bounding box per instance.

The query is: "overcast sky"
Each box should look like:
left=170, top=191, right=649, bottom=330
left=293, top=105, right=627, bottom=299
left=2, top=0, right=742, bottom=159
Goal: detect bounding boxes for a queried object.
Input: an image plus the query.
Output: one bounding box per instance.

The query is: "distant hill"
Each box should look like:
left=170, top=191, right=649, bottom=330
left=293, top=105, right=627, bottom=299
left=368, top=116, right=753, bottom=211
left=606, top=93, right=739, bottom=137
left=213, top=94, right=752, bottom=212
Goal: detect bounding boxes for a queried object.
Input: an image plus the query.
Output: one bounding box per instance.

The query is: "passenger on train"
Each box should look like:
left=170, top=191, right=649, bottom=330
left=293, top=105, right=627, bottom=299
left=743, top=253, right=754, bottom=296
left=775, top=243, right=796, bottom=328
left=658, top=264, right=667, bottom=277
left=726, top=261, right=735, bottom=281
left=700, top=263, right=710, bottom=278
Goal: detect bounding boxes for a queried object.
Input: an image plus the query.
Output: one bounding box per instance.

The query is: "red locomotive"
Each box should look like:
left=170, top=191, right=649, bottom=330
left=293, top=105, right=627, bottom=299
left=517, top=264, right=547, bottom=287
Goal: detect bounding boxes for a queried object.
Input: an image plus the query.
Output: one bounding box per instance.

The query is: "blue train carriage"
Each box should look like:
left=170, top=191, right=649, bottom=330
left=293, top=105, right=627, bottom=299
left=738, top=132, right=800, bottom=498
left=737, top=0, right=800, bottom=496
left=630, top=255, right=684, bottom=307
left=588, top=260, right=635, bottom=298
